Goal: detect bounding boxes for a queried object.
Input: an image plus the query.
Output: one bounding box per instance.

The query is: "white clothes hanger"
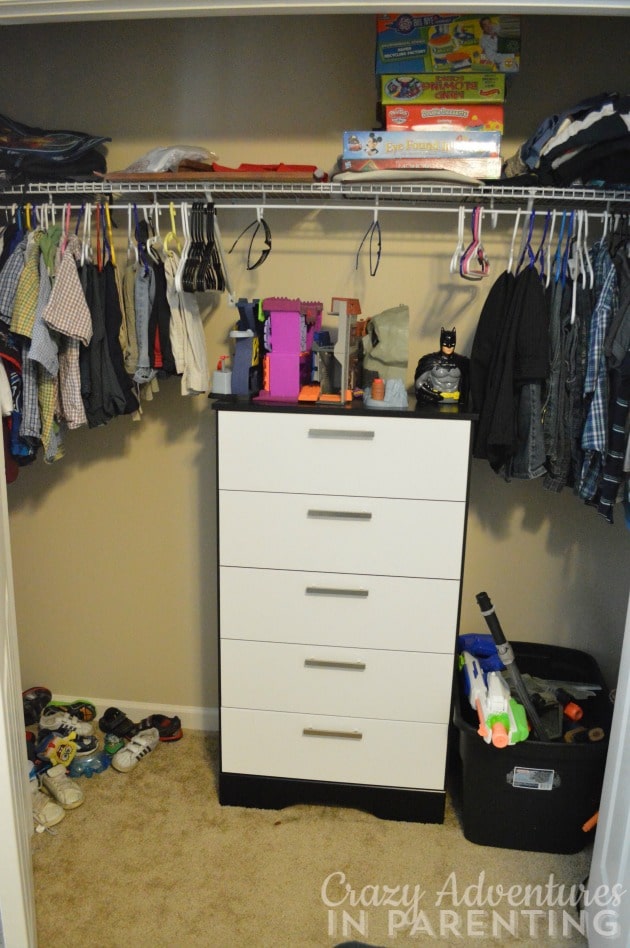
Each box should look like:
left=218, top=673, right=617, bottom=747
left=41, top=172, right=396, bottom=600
left=127, top=204, right=138, bottom=264
left=81, top=203, right=93, bottom=267
left=582, top=210, right=595, bottom=289
left=174, top=202, right=191, bottom=293
left=507, top=208, right=522, bottom=274
left=146, top=202, right=163, bottom=262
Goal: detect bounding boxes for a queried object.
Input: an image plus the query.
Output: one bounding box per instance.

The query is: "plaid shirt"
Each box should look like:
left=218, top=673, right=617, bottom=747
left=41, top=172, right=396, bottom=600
left=11, top=230, right=42, bottom=338
left=42, top=235, right=92, bottom=430
left=578, top=242, right=618, bottom=500
left=0, top=237, right=26, bottom=325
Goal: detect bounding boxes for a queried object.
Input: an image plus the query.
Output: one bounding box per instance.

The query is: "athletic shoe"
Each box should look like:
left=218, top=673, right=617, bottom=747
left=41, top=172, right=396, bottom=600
left=37, top=730, right=99, bottom=760
left=32, top=787, right=65, bottom=832
left=39, top=707, right=93, bottom=737
left=46, top=699, right=97, bottom=722
left=22, top=687, right=52, bottom=726
left=35, top=732, right=77, bottom=768
left=27, top=761, right=65, bottom=833
left=41, top=764, right=84, bottom=809
left=111, top=728, right=160, bottom=773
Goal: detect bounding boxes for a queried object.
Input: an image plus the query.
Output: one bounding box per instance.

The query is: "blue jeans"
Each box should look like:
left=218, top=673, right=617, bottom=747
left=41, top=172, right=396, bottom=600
left=510, top=382, right=547, bottom=479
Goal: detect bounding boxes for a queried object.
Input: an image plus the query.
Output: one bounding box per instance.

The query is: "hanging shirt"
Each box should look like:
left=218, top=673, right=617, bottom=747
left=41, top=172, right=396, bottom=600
left=163, top=250, right=209, bottom=395
left=0, top=236, right=27, bottom=324
left=578, top=244, right=618, bottom=500
left=42, top=234, right=92, bottom=430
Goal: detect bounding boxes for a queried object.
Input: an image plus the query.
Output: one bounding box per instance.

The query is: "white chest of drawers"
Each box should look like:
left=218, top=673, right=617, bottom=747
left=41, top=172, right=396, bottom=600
left=214, top=403, right=472, bottom=822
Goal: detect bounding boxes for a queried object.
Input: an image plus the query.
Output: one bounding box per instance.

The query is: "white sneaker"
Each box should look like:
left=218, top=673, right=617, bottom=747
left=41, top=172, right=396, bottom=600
left=111, top=728, right=159, bottom=773
left=39, top=707, right=93, bottom=737
left=32, top=787, right=65, bottom=833
left=41, top=764, right=84, bottom=809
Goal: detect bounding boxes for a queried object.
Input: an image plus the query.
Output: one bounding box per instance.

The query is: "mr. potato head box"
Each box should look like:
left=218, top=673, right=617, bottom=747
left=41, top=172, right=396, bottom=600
left=375, top=14, right=520, bottom=76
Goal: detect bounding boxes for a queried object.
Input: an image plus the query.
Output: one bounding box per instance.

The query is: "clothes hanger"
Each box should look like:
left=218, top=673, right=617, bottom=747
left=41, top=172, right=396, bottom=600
left=544, top=210, right=557, bottom=288
left=127, top=204, right=138, bottom=264
left=59, top=202, right=71, bottom=255
left=133, top=203, right=151, bottom=275
left=95, top=203, right=103, bottom=272
left=355, top=207, right=381, bottom=277
left=228, top=206, right=272, bottom=271
left=507, top=208, right=522, bottom=275
left=559, top=211, right=575, bottom=289
left=581, top=210, right=594, bottom=290
left=449, top=204, right=466, bottom=275
left=533, top=210, right=551, bottom=285
left=515, top=208, right=536, bottom=274
left=164, top=201, right=182, bottom=256
left=80, top=202, right=93, bottom=267
left=103, top=201, right=116, bottom=267
left=552, top=210, right=568, bottom=284
left=174, top=201, right=191, bottom=293
left=460, top=205, right=489, bottom=280
left=146, top=202, right=162, bottom=263
left=203, top=202, right=226, bottom=292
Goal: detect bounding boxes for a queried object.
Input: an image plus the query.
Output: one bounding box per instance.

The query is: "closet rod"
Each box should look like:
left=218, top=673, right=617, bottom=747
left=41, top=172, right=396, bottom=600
left=209, top=202, right=614, bottom=221
left=0, top=201, right=615, bottom=224
left=5, top=180, right=630, bottom=208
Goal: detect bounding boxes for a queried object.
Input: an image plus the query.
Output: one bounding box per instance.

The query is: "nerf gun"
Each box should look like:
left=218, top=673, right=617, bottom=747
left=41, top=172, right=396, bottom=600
left=460, top=650, right=529, bottom=748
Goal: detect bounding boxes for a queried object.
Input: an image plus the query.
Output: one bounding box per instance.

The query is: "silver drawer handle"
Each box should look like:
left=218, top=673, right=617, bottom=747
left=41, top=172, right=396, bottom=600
left=304, top=658, right=366, bottom=671
left=308, top=428, right=375, bottom=440
left=303, top=727, right=363, bottom=740
left=307, top=509, right=372, bottom=521
left=305, top=586, right=369, bottom=599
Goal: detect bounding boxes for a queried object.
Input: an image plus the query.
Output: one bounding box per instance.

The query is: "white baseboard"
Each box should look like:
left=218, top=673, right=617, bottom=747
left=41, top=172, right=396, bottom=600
left=52, top=695, right=219, bottom=734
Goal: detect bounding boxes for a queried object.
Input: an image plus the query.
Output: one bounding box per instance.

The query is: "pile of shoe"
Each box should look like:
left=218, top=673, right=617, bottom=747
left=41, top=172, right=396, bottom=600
left=97, top=706, right=182, bottom=773
left=23, top=685, right=183, bottom=834
left=24, top=687, right=94, bottom=833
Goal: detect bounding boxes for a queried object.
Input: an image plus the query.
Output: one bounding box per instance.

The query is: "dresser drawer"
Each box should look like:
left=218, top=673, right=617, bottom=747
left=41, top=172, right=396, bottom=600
left=218, top=411, right=471, bottom=500
left=219, top=491, right=466, bottom=579
left=221, top=640, right=453, bottom=723
left=220, top=708, right=448, bottom=790
left=219, top=566, right=459, bottom=652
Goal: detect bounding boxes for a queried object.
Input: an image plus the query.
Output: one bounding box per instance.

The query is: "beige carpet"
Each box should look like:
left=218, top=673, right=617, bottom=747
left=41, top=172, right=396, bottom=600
left=30, top=731, right=592, bottom=948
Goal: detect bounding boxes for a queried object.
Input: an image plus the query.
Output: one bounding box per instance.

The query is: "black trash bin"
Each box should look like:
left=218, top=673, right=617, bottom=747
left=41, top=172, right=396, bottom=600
left=451, top=641, right=612, bottom=854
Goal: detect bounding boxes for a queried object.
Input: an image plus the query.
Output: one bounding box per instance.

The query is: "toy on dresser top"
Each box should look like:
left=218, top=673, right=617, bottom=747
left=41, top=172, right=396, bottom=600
left=414, top=327, right=470, bottom=410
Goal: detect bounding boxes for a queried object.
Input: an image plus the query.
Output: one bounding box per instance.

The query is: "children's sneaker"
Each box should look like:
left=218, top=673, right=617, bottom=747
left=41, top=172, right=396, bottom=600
left=45, top=699, right=97, bottom=722
left=27, top=762, right=65, bottom=833
left=39, top=707, right=94, bottom=737
left=32, top=787, right=65, bottom=833
left=41, top=764, right=84, bottom=809
left=22, top=686, right=53, bottom=726
left=35, top=732, right=77, bottom=768
left=111, top=728, right=159, bottom=773
left=37, top=730, right=99, bottom=761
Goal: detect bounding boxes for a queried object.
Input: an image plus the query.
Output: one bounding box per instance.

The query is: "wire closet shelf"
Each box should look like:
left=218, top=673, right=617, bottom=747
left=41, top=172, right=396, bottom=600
left=2, top=179, right=630, bottom=215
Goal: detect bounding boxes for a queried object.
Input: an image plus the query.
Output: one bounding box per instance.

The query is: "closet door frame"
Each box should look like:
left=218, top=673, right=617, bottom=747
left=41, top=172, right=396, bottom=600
left=0, top=445, right=38, bottom=947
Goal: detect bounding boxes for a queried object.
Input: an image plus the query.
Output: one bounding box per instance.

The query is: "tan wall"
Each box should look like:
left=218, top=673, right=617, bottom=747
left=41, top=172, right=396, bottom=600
left=2, top=13, right=630, bottom=712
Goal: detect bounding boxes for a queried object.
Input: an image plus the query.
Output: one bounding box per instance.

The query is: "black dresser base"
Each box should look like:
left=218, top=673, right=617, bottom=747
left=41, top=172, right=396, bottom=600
left=219, top=772, right=445, bottom=823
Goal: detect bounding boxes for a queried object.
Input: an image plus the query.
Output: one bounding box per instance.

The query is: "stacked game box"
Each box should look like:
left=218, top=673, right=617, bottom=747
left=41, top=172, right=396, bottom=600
left=340, top=14, right=520, bottom=179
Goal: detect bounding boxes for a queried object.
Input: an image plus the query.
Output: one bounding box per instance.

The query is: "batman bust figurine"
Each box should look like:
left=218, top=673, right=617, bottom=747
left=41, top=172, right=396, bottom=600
left=414, top=327, right=470, bottom=409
